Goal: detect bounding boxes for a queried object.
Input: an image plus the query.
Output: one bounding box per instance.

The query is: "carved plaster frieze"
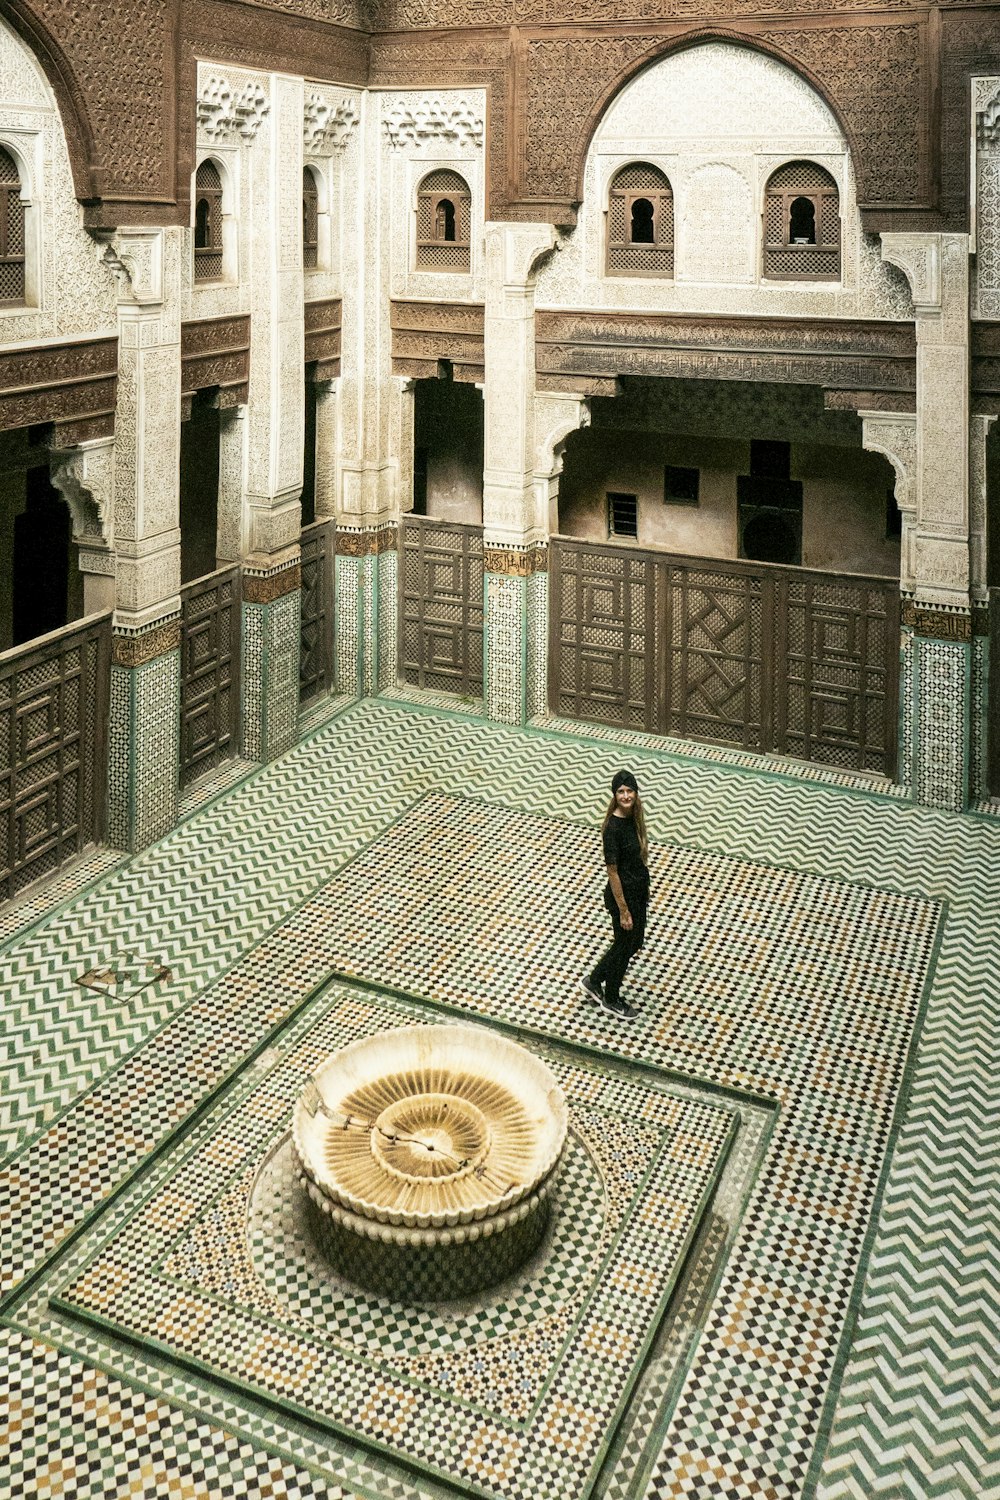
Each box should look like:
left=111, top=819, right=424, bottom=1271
left=861, top=412, right=916, bottom=515
left=534, top=391, right=591, bottom=475
left=880, top=233, right=941, bottom=314
left=50, top=438, right=115, bottom=549
left=198, top=75, right=269, bottom=144
left=382, top=96, right=484, bottom=150
left=304, top=94, right=359, bottom=154
left=861, top=410, right=917, bottom=593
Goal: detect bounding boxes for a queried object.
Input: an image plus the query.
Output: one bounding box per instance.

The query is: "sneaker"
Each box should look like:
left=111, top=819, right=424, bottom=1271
left=600, top=993, right=638, bottom=1020
left=579, top=975, right=604, bottom=1005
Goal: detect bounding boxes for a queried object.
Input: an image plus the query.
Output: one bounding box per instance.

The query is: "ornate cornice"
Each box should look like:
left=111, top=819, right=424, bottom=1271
left=181, top=315, right=251, bottom=403
left=304, top=93, right=359, bottom=153
left=382, top=96, right=484, bottom=150
left=0, top=336, right=118, bottom=443
left=305, top=299, right=343, bottom=380
left=197, top=74, right=270, bottom=144
left=535, top=310, right=917, bottom=397
left=390, top=300, right=485, bottom=384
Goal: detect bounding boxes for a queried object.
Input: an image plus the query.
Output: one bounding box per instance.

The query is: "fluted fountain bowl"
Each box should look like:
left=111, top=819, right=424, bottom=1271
left=291, top=1024, right=569, bottom=1299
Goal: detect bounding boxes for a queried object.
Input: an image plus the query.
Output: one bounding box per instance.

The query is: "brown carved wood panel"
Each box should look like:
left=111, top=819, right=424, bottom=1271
left=776, top=571, right=899, bottom=773
left=305, top=299, right=343, bottom=381
left=662, top=559, right=767, bottom=749
left=550, top=538, right=899, bottom=775
left=549, top=542, right=655, bottom=731
left=0, top=612, right=110, bottom=902
left=400, top=516, right=483, bottom=695
left=299, top=518, right=335, bottom=704
left=179, top=564, right=239, bottom=783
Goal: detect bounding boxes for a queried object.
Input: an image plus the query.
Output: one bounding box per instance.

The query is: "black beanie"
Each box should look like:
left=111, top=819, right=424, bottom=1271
left=611, top=770, right=639, bottom=794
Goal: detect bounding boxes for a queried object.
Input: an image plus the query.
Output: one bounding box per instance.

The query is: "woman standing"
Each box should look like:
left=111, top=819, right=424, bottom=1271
left=581, top=770, right=649, bottom=1021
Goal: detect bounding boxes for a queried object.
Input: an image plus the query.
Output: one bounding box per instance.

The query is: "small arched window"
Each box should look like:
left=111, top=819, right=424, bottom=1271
left=303, top=166, right=319, bottom=270
left=194, top=159, right=224, bottom=283
left=0, top=147, right=26, bottom=307
left=763, top=161, right=840, bottom=281
left=416, top=169, right=471, bottom=272
left=607, top=162, right=673, bottom=277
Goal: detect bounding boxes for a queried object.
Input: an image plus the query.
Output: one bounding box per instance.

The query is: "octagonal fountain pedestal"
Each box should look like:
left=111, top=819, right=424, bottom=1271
left=292, top=1024, right=569, bottom=1300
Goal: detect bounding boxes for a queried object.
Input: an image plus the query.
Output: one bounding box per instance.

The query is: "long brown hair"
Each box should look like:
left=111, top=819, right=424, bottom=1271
left=602, top=792, right=648, bottom=864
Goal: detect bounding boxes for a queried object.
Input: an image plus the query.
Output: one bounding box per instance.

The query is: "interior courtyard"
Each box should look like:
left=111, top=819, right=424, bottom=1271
left=1, top=1, right=998, bottom=1498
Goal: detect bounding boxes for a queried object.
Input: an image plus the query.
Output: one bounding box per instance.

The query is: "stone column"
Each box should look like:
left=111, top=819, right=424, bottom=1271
left=241, top=74, right=305, bottom=762
left=881, top=233, right=973, bottom=809
left=105, top=227, right=184, bottom=851
left=481, top=222, right=557, bottom=724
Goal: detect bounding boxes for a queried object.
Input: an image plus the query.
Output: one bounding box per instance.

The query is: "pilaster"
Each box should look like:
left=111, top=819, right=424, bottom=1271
left=482, top=222, right=557, bottom=724
left=241, top=73, right=305, bottom=759
left=880, top=232, right=973, bottom=809
left=106, top=226, right=184, bottom=850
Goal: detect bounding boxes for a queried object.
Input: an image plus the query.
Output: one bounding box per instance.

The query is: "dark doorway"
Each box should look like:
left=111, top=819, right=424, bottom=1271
left=412, top=378, right=484, bottom=523
left=180, top=390, right=221, bottom=584
left=12, top=466, right=71, bottom=646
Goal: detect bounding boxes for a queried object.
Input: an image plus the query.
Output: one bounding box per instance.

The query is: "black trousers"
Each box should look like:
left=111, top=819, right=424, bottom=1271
left=591, top=885, right=647, bottom=1002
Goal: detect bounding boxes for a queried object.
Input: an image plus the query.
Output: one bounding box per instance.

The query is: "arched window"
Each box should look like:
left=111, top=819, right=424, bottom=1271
left=0, top=147, right=26, bottom=307
left=763, top=160, right=840, bottom=281
left=416, top=169, right=471, bottom=272
left=606, top=162, right=673, bottom=277
left=303, top=166, right=319, bottom=270
left=193, top=159, right=224, bottom=283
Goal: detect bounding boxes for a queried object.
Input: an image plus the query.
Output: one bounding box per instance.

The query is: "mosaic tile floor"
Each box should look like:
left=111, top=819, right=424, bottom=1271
left=1, top=697, right=997, bottom=1500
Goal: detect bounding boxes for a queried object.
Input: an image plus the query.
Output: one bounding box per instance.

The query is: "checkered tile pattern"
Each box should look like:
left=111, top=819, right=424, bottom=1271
left=0, top=696, right=993, bottom=1500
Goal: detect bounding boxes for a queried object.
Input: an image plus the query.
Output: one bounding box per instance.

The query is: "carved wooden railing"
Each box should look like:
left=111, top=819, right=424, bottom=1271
left=0, top=612, right=111, bottom=901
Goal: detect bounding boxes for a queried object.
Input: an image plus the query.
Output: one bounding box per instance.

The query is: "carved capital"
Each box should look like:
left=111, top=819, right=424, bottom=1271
left=880, top=233, right=941, bottom=313
left=485, top=222, right=559, bottom=291
left=382, top=96, right=484, bottom=150
left=50, top=438, right=115, bottom=551
left=197, top=74, right=269, bottom=144
left=304, top=93, right=359, bottom=154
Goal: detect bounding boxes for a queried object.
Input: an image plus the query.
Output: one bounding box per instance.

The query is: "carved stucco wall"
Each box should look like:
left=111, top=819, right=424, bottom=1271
left=536, top=42, right=911, bottom=320
left=0, top=15, right=117, bottom=347
left=974, top=77, right=1000, bottom=320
